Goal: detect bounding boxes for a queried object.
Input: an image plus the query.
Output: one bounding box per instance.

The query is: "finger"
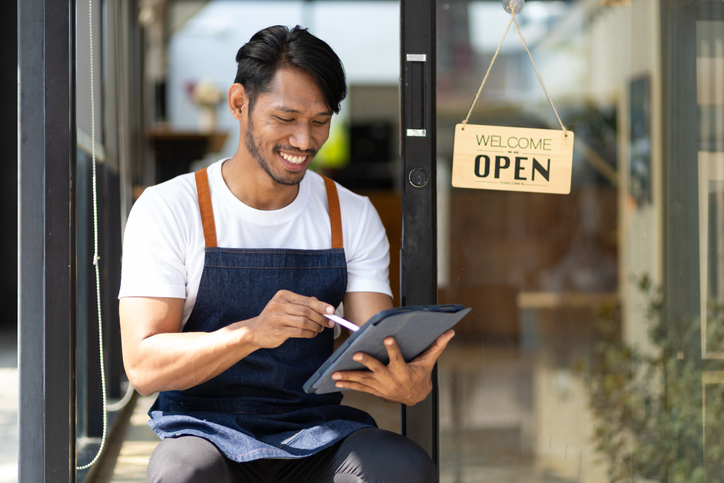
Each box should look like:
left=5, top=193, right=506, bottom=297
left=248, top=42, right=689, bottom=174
left=270, top=296, right=331, bottom=330
left=333, top=379, right=383, bottom=398
left=262, top=302, right=327, bottom=334
left=281, top=312, right=329, bottom=333
left=351, top=351, right=388, bottom=373
left=264, top=311, right=322, bottom=336
left=332, top=368, right=383, bottom=391
left=292, top=308, right=334, bottom=331
left=413, top=330, right=456, bottom=364
left=433, top=329, right=456, bottom=350
left=382, top=337, right=406, bottom=367
left=288, top=291, right=335, bottom=316
left=257, top=320, right=320, bottom=343
left=285, top=326, right=325, bottom=339
left=281, top=291, right=336, bottom=327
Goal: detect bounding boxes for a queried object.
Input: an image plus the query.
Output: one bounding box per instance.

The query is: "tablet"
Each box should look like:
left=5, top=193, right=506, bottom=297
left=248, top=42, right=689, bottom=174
left=303, top=304, right=471, bottom=395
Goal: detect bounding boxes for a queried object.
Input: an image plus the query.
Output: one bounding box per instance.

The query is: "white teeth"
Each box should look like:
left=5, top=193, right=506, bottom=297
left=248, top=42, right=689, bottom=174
left=280, top=152, right=306, bottom=164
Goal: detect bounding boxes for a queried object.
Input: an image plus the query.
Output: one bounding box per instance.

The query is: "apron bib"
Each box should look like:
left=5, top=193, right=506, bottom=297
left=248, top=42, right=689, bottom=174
left=148, top=169, right=375, bottom=462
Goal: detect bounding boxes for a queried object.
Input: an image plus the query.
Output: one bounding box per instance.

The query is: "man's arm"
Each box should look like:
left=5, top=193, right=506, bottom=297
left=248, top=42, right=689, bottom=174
left=341, top=291, right=393, bottom=326
left=120, top=290, right=335, bottom=396
left=333, top=292, right=455, bottom=406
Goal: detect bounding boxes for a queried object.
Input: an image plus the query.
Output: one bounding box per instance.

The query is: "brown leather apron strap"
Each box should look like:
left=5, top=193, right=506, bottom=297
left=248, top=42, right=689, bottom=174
left=322, top=175, right=344, bottom=249
left=196, top=169, right=340, bottom=250
left=195, top=168, right=218, bottom=248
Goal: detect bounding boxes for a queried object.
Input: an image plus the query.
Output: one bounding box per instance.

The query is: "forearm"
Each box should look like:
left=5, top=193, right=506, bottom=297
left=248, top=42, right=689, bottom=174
left=121, top=291, right=334, bottom=396
left=124, top=321, right=258, bottom=396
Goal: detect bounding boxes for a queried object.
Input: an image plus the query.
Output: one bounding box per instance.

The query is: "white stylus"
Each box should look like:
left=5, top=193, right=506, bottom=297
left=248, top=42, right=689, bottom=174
left=323, top=313, right=360, bottom=332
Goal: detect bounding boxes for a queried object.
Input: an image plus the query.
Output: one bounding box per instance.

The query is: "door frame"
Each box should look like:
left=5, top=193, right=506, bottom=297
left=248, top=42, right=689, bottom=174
left=399, top=0, right=439, bottom=469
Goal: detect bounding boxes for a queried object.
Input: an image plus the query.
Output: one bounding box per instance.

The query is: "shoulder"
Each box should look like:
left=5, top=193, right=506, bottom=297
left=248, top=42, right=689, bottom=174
left=124, top=172, right=203, bottom=252
left=305, top=173, right=386, bottom=252
left=138, top=172, right=198, bottom=208
left=305, top=171, right=374, bottom=215
left=120, top=173, right=200, bottom=300
left=130, top=172, right=199, bottom=224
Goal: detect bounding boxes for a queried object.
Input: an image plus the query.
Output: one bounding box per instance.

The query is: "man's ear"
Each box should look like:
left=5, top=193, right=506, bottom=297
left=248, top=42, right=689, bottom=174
left=228, top=83, right=247, bottom=121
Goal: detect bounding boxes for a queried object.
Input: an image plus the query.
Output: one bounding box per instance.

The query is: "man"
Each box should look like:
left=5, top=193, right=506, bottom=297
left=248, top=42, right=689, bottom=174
left=119, top=25, right=454, bottom=483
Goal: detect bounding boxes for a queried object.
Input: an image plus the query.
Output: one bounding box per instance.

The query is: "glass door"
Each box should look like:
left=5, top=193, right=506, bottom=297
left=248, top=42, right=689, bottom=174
left=429, top=0, right=724, bottom=481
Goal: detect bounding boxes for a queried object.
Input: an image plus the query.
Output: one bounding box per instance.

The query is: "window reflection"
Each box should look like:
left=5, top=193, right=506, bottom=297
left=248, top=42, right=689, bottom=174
left=437, top=1, right=723, bottom=481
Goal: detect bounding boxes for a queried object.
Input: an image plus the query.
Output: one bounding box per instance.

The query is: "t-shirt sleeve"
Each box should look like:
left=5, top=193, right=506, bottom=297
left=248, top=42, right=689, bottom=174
left=345, top=197, right=393, bottom=297
left=118, top=188, right=189, bottom=299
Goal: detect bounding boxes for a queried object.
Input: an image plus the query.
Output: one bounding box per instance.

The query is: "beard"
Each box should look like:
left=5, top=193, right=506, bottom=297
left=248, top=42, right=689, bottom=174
left=244, top=118, right=317, bottom=187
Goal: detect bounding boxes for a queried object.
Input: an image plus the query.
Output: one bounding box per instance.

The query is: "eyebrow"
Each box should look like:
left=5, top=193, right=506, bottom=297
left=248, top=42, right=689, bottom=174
left=274, top=106, right=333, bottom=117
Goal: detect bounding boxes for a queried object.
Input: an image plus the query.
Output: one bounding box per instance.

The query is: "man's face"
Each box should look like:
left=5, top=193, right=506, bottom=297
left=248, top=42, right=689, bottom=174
left=243, top=67, right=332, bottom=186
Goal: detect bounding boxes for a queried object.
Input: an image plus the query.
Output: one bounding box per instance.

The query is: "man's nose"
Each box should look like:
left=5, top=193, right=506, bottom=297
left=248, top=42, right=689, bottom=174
left=289, top=123, right=313, bottom=151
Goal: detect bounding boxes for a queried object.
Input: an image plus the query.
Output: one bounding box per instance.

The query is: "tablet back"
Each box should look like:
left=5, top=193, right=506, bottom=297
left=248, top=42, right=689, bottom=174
left=303, top=305, right=471, bottom=395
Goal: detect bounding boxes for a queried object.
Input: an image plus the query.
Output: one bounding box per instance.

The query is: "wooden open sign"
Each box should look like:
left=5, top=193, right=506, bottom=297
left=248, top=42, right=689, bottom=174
left=452, top=124, right=574, bottom=195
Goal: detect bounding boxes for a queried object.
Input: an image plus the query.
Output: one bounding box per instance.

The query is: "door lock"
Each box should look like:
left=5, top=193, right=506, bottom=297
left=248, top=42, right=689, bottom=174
left=409, top=168, right=429, bottom=188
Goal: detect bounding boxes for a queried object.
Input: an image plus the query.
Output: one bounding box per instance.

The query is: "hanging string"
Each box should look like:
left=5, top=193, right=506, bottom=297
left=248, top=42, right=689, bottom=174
left=77, top=0, right=108, bottom=471
left=461, top=16, right=515, bottom=129
left=511, top=6, right=567, bottom=135
left=462, top=1, right=568, bottom=136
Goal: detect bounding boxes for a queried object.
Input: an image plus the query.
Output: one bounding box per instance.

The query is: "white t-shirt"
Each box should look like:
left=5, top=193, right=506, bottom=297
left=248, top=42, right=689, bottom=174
left=119, top=159, right=392, bottom=328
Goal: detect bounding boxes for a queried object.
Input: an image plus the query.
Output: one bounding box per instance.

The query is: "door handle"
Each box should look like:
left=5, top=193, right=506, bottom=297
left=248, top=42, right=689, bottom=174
left=405, top=54, right=427, bottom=137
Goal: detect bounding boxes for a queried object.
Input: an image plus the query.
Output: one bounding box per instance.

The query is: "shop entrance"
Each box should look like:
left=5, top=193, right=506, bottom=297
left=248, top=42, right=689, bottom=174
left=14, top=1, right=724, bottom=481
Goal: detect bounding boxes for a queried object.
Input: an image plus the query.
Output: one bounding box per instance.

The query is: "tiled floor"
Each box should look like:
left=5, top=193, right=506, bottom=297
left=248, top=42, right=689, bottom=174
left=103, top=395, right=159, bottom=483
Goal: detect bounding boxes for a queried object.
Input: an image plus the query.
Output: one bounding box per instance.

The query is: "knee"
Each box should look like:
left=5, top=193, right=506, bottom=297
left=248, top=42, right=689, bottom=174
left=147, top=436, right=233, bottom=483
left=345, top=429, right=437, bottom=483
left=387, top=439, right=436, bottom=483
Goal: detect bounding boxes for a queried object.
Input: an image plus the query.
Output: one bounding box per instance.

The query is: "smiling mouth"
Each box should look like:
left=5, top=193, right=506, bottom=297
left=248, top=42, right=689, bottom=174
left=279, top=152, right=308, bottom=165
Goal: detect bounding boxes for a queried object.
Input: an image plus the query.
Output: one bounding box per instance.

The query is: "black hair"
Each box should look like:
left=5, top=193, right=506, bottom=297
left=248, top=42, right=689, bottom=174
left=234, top=25, right=347, bottom=114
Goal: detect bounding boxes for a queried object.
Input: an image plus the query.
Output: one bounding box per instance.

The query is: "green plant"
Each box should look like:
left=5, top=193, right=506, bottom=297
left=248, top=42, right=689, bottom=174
left=584, top=275, right=724, bottom=482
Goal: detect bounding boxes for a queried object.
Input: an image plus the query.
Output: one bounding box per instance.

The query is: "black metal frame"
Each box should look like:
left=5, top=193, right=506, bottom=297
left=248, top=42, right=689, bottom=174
left=399, top=0, right=439, bottom=470
left=18, top=0, right=77, bottom=480
left=661, top=1, right=701, bottom=473
left=661, top=0, right=724, bottom=476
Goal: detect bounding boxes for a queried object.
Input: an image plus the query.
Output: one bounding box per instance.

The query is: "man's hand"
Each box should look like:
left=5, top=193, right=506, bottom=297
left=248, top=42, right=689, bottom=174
left=330, top=329, right=455, bottom=406
left=245, top=290, right=335, bottom=350
left=120, top=290, right=334, bottom=396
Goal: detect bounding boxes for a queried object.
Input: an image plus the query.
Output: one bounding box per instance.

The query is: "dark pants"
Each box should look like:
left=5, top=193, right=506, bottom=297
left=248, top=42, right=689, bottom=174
left=147, top=428, right=437, bottom=483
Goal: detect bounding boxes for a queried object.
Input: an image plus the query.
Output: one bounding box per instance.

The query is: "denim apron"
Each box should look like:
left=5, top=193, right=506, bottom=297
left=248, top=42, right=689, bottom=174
left=148, top=168, right=376, bottom=462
